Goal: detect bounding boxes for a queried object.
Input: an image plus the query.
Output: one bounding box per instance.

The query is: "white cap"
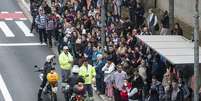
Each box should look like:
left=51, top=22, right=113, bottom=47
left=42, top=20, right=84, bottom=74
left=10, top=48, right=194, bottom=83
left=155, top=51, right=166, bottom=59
left=82, top=29, right=86, bottom=34
left=63, top=46, right=69, bottom=50
left=46, top=55, right=55, bottom=62
left=72, top=65, right=80, bottom=73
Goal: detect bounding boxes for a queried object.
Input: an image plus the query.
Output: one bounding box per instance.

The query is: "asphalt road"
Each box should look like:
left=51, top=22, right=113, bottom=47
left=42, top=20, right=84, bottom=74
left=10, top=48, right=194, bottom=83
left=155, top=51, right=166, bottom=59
left=0, top=0, right=102, bottom=101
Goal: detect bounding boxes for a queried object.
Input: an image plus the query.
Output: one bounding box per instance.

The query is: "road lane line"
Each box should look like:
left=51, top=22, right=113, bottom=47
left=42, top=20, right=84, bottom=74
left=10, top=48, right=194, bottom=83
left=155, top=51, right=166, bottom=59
left=0, top=21, right=15, bottom=37
left=0, top=43, right=46, bottom=46
left=15, top=21, right=34, bottom=37
left=1, top=12, right=8, bottom=14
left=0, top=74, right=13, bottom=101
left=15, top=11, right=23, bottom=14
left=4, top=18, right=13, bottom=21
left=19, top=18, right=27, bottom=20
left=21, top=0, right=30, bottom=11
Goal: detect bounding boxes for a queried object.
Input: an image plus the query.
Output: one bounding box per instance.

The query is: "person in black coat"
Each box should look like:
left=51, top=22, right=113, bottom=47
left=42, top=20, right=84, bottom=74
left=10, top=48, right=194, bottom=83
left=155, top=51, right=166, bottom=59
left=128, top=0, right=137, bottom=26
left=147, top=88, right=159, bottom=101
left=135, top=3, right=145, bottom=28
left=30, top=2, right=38, bottom=32
left=43, top=1, right=52, bottom=14
left=170, top=79, right=184, bottom=101
left=160, top=10, right=170, bottom=35
left=129, top=69, right=144, bottom=101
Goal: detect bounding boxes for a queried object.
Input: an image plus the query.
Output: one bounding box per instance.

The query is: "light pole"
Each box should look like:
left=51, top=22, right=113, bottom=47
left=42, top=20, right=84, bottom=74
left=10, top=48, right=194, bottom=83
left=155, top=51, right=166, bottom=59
left=101, top=0, right=106, bottom=52
left=169, top=0, right=174, bottom=33
left=194, top=0, right=199, bottom=100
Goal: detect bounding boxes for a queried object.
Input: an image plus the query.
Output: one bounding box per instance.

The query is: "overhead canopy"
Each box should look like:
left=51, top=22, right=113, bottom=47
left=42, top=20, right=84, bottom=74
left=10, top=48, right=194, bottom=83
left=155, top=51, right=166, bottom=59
left=136, top=35, right=201, bottom=65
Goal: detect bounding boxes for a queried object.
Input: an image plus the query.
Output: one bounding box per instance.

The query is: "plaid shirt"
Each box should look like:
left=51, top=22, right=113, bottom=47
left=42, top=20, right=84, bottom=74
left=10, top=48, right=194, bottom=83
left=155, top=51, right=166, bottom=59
left=151, top=81, right=165, bottom=100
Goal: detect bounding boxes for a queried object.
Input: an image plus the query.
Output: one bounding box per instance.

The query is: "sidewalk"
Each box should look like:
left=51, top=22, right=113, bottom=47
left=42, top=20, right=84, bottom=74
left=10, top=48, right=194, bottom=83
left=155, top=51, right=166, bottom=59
left=17, top=0, right=111, bottom=101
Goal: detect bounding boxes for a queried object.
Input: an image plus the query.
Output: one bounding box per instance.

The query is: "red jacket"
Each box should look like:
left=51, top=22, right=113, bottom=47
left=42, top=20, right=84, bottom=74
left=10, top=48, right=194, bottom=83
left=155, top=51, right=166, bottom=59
left=120, top=83, right=132, bottom=101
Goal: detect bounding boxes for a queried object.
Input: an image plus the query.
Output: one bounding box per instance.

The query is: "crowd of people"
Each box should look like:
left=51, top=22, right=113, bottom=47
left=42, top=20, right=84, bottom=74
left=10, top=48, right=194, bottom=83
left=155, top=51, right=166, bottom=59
left=30, top=0, right=193, bottom=101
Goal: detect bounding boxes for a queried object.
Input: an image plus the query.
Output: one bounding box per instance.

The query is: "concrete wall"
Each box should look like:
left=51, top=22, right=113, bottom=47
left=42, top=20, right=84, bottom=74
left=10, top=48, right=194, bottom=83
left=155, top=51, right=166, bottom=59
left=157, top=0, right=201, bottom=28
left=142, top=0, right=155, bottom=9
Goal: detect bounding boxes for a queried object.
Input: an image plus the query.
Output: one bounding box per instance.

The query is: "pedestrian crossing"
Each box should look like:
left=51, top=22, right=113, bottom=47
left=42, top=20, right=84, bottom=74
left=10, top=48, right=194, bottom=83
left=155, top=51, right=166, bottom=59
left=15, top=21, right=34, bottom=37
left=0, top=21, right=15, bottom=37
left=0, top=21, right=34, bottom=38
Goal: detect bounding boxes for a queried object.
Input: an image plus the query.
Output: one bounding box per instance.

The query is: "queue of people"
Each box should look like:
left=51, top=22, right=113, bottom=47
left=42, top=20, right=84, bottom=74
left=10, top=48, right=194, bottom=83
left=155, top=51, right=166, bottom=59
left=30, top=0, right=191, bottom=101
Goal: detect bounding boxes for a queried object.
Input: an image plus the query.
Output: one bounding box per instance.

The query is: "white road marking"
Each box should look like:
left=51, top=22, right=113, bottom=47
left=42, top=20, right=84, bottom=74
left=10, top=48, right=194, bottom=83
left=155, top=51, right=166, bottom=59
left=0, top=43, right=46, bottom=46
left=0, top=12, right=8, bottom=14
left=0, top=21, right=15, bottom=37
left=19, top=18, right=27, bottom=20
left=21, top=0, right=30, bottom=11
left=15, top=21, right=34, bottom=37
left=4, top=18, right=13, bottom=21
left=0, top=74, right=13, bottom=101
left=14, top=11, right=23, bottom=14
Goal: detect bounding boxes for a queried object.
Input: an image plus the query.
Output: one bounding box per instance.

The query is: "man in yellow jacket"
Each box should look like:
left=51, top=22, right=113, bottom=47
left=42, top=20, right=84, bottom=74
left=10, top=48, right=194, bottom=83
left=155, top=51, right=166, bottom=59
left=79, top=58, right=96, bottom=99
left=59, top=46, right=73, bottom=82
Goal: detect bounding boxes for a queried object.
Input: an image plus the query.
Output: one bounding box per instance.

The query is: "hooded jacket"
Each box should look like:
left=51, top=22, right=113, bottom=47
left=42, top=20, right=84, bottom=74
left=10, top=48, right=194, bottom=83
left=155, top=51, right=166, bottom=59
left=59, top=51, right=73, bottom=70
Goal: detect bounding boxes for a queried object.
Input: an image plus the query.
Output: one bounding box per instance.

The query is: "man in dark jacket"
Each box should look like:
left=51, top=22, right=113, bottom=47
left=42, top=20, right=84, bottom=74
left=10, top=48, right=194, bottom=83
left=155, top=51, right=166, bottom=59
left=38, top=55, right=55, bottom=101
left=30, top=1, right=38, bottom=33
left=135, top=3, right=145, bottom=28
left=43, top=1, right=52, bottom=14
left=160, top=11, right=169, bottom=35
left=128, top=0, right=137, bottom=26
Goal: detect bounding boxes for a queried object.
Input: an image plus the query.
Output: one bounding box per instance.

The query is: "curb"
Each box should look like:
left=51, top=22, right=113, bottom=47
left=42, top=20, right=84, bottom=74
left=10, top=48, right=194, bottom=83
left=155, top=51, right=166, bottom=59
left=16, top=0, right=108, bottom=101
left=92, top=86, right=111, bottom=101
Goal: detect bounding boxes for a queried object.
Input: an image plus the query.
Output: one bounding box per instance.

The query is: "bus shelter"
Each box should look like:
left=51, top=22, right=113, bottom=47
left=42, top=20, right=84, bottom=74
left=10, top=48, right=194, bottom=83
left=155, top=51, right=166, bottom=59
left=136, top=35, right=201, bottom=65
left=136, top=35, right=201, bottom=81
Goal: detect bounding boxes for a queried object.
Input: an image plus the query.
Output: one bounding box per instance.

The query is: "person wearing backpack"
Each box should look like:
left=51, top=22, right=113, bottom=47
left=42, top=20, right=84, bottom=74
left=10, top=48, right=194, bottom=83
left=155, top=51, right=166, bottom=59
left=35, top=10, right=47, bottom=44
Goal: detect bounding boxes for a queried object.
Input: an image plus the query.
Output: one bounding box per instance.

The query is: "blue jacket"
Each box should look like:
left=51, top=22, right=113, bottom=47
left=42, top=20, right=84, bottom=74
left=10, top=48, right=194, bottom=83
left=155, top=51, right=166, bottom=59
left=84, top=47, right=93, bottom=60
left=94, top=60, right=106, bottom=78
left=92, top=51, right=102, bottom=65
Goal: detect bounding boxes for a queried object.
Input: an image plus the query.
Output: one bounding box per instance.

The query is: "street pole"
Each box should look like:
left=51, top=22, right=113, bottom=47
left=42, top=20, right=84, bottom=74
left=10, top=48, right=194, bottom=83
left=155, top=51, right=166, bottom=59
left=101, top=0, right=106, bottom=52
left=169, top=0, right=174, bottom=32
left=194, top=0, right=199, bottom=100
